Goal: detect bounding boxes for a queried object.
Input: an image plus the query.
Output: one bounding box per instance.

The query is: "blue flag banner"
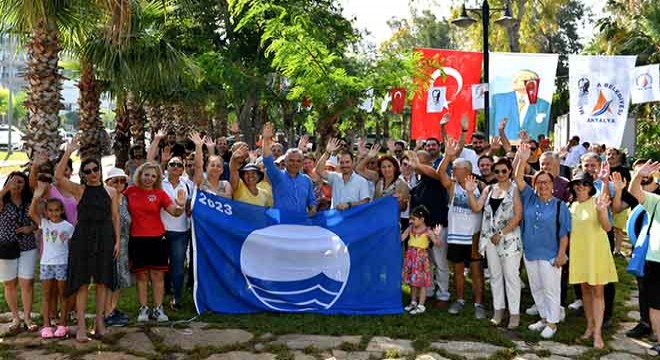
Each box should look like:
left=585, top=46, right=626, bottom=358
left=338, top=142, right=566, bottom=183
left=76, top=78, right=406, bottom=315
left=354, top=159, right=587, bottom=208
left=191, top=190, right=403, bottom=315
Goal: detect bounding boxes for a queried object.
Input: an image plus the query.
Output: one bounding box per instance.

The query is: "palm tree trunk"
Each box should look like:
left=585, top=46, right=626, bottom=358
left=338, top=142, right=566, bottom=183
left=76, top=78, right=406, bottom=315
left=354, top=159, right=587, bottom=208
left=23, top=20, right=64, bottom=159
left=144, top=101, right=162, bottom=139
left=78, top=60, right=108, bottom=160
left=127, top=95, right=146, bottom=146
left=113, top=96, right=130, bottom=167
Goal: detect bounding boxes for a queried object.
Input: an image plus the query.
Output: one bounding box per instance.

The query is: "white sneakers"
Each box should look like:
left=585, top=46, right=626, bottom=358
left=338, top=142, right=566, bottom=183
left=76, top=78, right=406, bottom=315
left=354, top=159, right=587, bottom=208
left=528, top=320, right=547, bottom=332
left=526, top=304, right=539, bottom=316
left=137, top=306, right=150, bottom=323
left=568, top=299, right=583, bottom=311
left=410, top=304, right=426, bottom=315
left=540, top=325, right=557, bottom=339
left=404, top=302, right=418, bottom=312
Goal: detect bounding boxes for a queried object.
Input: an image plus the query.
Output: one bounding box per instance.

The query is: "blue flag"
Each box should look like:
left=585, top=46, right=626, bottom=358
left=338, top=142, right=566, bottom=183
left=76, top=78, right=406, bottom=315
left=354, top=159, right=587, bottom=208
left=192, top=190, right=403, bottom=315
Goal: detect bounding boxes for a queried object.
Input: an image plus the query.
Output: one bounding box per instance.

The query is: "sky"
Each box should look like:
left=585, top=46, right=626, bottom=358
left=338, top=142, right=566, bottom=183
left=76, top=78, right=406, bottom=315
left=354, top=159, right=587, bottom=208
left=340, top=0, right=605, bottom=48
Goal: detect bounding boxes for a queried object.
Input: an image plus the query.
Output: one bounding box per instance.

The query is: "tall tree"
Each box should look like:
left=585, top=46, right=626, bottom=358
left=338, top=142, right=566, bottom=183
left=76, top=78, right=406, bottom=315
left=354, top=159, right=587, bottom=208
left=0, top=0, right=80, bottom=159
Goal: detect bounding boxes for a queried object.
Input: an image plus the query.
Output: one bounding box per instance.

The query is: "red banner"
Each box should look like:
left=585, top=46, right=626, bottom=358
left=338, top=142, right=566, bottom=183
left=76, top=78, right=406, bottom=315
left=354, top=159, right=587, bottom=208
left=524, top=78, right=540, bottom=104
left=389, top=88, right=406, bottom=113
left=411, top=49, right=483, bottom=140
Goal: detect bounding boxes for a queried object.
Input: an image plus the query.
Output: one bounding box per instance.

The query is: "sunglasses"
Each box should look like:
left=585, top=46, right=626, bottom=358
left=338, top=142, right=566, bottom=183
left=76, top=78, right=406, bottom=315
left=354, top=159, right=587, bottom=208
left=169, top=162, right=184, bottom=168
left=82, top=166, right=100, bottom=175
left=493, top=169, right=509, bottom=175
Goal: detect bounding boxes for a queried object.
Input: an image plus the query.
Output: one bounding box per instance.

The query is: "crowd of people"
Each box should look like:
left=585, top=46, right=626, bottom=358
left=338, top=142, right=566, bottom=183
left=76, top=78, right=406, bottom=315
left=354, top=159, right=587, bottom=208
left=0, top=118, right=658, bottom=352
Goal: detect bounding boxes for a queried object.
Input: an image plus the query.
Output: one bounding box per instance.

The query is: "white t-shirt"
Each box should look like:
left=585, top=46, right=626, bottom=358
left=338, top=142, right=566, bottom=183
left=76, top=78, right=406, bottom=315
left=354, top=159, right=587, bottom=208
left=161, top=177, right=190, bottom=232
left=40, top=219, right=75, bottom=265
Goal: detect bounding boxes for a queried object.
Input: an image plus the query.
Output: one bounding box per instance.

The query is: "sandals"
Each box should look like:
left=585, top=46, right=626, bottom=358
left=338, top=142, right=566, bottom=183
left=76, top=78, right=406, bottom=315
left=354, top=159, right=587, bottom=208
left=8, top=319, right=21, bottom=333
left=54, top=325, right=68, bottom=338
left=24, top=321, right=38, bottom=332
left=40, top=326, right=54, bottom=339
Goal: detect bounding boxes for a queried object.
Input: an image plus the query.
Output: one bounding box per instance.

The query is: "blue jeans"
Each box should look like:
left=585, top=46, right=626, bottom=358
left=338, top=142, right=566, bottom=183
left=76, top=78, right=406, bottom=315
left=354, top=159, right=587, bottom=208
left=166, top=231, right=189, bottom=301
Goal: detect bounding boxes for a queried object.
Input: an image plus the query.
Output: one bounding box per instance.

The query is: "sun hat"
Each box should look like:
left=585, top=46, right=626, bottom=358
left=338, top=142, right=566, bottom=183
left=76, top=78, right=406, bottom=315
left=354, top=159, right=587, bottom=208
left=105, top=167, right=128, bottom=181
left=239, top=163, right=265, bottom=182
left=569, top=171, right=596, bottom=196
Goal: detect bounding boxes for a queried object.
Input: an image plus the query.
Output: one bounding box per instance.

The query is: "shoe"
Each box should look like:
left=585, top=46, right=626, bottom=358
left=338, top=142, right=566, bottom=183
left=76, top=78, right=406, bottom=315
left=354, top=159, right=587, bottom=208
left=507, top=314, right=520, bottom=329
left=170, top=298, right=182, bottom=311
left=106, top=310, right=128, bottom=327
left=434, top=299, right=449, bottom=309
left=448, top=300, right=465, bottom=315
left=410, top=304, right=426, bottom=315
left=647, top=344, right=660, bottom=356
left=151, top=305, right=169, bottom=322
left=54, top=325, right=67, bottom=338
left=491, top=309, right=505, bottom=326
left=540, top=325, right=557, bottom=339
left=526, top=304, right=539, bottom=316
left=528, top=320, right=546, bottom=332
left=404, top=302, right=418, bottom=312
left=137, top=306, right=151, bottom=323
left=116, top=309, right=130, bottom=323
left=40, top=326, right=54, bottom=339
left=474, top=304, right=487, bottom=320
left=568, top=299, right=583, bottom=311
left=559, top=306, right=566, bottom=322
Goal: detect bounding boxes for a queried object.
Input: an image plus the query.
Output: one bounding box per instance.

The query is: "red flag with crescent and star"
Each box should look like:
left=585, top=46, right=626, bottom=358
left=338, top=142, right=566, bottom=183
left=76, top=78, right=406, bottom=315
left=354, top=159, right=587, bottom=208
left=411, top=49, right=483, bottom=141
left=389, top=88, right=406, bottom=113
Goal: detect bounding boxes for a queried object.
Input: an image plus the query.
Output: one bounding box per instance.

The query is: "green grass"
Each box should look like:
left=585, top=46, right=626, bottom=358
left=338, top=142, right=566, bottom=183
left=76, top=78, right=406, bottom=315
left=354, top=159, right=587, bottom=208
left=0, top=151, right=29, bottom=162
left=0, top=258, right=636, bottom=354
left=0, top=151, right=83, bottom=176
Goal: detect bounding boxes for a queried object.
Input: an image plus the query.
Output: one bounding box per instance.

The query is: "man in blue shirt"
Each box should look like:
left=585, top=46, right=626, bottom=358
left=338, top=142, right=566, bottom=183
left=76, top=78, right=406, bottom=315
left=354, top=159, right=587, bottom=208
left=262, top=123, right=317, bottom=215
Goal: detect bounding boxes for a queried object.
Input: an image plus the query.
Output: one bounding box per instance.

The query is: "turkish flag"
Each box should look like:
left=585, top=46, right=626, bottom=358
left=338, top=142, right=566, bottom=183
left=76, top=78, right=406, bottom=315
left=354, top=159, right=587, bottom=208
left=411, top=49, right=483, bottom=141
left=525, top=78, right=540, bottom=104
left=389, top=88, right=406, bottom=113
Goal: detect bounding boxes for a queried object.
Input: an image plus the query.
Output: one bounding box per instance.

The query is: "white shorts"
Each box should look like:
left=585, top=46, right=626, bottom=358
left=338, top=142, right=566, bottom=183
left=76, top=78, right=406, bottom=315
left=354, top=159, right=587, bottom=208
left=0, top=249, right=38, bottom=282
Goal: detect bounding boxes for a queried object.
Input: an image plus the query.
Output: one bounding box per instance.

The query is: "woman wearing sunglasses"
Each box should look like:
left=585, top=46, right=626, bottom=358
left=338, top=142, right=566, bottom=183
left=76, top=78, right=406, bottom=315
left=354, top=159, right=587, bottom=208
left=514, top=143, right=570, bottom=339
left=55, top=138, right=120, bottom=342
left=466, top=157, right=523, bottom=329
left=102, top=168, right=131, bottom=327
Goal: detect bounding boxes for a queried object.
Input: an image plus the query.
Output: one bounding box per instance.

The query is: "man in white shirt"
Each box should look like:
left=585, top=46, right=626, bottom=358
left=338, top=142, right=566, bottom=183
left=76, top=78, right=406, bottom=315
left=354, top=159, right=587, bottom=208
left=316, top=138, right=371, bottom=210
left=561, top=136, right=587, bottom=169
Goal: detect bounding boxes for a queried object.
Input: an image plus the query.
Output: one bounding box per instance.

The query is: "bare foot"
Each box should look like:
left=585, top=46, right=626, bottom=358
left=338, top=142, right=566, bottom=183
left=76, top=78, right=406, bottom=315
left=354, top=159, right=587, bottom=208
left=593, top=336, right=605, bottom=349
left=94, top=324, right=107, bottom=338
left=76, top=329, right=89, bottom=343
left=581, top=329, right=594, bottom=340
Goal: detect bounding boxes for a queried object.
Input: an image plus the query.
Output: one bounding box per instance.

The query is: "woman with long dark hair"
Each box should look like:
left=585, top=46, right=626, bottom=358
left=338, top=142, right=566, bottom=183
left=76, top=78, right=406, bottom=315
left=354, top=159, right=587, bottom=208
left=0, top=171, right=37, bottom=332
left=55, top=139, right=120, bottom=342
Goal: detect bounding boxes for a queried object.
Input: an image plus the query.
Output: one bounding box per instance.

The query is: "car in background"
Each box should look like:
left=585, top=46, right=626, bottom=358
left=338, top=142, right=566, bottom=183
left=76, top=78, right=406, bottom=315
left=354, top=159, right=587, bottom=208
left=0, top=125, right=25, bottom=151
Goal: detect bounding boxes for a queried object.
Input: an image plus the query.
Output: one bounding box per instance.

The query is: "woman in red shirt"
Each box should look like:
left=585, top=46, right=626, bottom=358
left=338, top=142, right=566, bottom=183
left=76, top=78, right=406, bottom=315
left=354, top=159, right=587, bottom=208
left=124, top=162, right=185, bottom=323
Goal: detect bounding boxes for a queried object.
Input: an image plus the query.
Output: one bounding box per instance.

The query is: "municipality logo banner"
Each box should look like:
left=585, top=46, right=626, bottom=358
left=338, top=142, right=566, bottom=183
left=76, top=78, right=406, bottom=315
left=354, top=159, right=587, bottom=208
left=191, top=190, right=403, bottom=315
left=569, top=55, right=637, bottom=147
left=631, top=64, right=660, bottom=104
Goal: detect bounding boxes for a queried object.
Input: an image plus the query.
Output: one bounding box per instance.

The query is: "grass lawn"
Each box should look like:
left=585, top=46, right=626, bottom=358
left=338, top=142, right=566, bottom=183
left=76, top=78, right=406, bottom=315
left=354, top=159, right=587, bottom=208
left=0, top=151, right=82, bottom=176
left=0, top=256, right=636, bottom=356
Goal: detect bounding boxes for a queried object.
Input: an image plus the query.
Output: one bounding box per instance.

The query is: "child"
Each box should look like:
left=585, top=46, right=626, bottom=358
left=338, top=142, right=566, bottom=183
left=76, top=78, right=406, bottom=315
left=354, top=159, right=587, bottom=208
left=29, top=182, right=75, bottom=339
left=401, top=205, right=440, bottom=314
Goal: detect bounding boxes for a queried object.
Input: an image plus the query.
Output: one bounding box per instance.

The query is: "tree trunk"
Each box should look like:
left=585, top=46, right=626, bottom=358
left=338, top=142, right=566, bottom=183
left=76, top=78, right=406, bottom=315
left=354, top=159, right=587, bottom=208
left=22, top=20, right=64, bottom=160
left=383, top=114, right=390, bottom=142
left=213, top=100, right=229, bottom=137
left=78, top=60, right=109, bottom=160
left=282, top=102, right=296, bottom=147
left=506, top=0, right=524, bottom=52
left=113, top=96, right=130, bottom=168
left=144, top=100, right=162, bottom=139
left=127, top=94, right=146, bottom=147
left=237, top=91, right=258, bottom=146
left=160, top=103, right=176, bottom=132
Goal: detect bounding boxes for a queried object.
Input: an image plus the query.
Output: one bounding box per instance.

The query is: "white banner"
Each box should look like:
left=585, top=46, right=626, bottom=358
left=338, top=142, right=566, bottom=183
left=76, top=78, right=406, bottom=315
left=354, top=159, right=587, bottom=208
left=471, top=83, right=487, bottom=110
left=630, top=64, right=660, bottom=104
left=426, top=86, right=447, bottom=113
left=569, top=55, right=637, bottom=147
left=488, top=52, right=559, bottom=140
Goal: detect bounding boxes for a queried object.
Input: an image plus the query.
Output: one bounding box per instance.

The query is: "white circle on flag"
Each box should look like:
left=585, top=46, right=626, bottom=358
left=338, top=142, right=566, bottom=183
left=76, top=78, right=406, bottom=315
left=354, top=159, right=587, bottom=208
left=240, top=225, right=350, bottom=312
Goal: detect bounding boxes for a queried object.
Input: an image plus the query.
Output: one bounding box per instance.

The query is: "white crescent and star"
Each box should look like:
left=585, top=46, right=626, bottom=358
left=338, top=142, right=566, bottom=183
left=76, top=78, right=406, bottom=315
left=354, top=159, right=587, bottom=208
left=429, top=67, right=464, bottom=109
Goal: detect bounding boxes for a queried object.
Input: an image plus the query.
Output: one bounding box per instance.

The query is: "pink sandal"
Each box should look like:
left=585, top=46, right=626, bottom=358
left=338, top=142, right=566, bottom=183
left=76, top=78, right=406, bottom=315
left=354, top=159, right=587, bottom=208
left=40, top=326, right=54, bottom=339
left=54, top=325, right=68, bottom=338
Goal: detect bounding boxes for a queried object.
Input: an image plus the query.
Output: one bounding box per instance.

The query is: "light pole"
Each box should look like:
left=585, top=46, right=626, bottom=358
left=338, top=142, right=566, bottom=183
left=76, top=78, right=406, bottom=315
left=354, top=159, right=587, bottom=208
left=451, top=1, right=517, bottom=137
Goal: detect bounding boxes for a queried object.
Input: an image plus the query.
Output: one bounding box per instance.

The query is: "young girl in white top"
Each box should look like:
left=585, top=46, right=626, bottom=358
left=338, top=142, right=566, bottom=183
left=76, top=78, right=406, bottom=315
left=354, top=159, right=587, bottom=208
left=29, top=182, right=75, bottom=339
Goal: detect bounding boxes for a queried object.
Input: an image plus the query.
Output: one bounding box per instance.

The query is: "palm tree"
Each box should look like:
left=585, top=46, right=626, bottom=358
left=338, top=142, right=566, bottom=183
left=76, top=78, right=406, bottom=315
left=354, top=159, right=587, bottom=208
left=0, top=1, right=80, bottom=159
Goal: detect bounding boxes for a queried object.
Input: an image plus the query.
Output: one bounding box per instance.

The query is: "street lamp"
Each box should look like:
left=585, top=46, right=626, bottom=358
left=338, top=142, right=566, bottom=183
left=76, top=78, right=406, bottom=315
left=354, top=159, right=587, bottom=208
left=451, top=1, right=517, bottom=138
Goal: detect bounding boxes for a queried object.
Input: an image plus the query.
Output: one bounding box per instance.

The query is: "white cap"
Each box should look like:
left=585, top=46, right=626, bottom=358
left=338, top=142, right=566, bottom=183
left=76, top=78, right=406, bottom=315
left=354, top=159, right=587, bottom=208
left=106, top=167, right=128, bottom=181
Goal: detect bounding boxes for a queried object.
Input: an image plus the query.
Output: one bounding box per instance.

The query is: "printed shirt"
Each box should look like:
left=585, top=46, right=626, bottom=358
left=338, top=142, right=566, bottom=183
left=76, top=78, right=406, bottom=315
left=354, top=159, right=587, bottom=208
left=263, top=155, right=317, bottom=213
left=0, top=201, right=36, bottom=252
left=520, top=186, right=571, bottom=261
left=643, top=192, right=660, bottom=263
left=326, top=171, right=370, bottom=209
left=124, top=186, right=173, bottom=237
left=40, top=219, right=75, bottom=265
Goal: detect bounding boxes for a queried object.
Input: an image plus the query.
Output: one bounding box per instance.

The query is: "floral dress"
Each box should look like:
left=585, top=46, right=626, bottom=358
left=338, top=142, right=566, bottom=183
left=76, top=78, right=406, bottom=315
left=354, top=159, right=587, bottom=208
left=402, top=227, right=432, bottom=287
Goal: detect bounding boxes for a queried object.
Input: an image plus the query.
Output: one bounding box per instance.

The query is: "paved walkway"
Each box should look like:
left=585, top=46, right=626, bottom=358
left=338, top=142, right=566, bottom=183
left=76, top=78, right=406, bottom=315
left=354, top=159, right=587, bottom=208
left=0, top=292, right=655, bottom=360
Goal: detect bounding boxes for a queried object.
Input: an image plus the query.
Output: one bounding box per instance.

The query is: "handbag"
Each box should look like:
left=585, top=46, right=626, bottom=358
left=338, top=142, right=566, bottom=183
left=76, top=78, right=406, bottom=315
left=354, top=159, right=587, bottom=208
left=627, top=204, right=656, bottom=277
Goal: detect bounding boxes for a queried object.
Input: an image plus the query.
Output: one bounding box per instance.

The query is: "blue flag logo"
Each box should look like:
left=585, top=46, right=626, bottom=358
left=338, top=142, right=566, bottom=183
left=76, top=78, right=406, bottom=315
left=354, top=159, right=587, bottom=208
left=192, top=190, right=403, bottom=315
